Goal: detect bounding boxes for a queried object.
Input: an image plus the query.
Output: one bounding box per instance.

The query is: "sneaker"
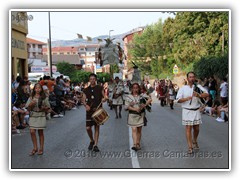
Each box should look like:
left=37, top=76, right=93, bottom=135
left=58, top=114, right=64, bottom=117
left=93, top=145, right=100, bottom=152
left=218, top=118, right=225, bottom=122
left=72, top=107, right=77, bottom=110
left=88, top=141, right=95, bottom=150
left=53, top=115, right=60, bottom=118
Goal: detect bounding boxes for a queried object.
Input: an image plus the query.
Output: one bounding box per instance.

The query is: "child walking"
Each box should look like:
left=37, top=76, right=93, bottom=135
left=25, top=83, right=50, bottom=155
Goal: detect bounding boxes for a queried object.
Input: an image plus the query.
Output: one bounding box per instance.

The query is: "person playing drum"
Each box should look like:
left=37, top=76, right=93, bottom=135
left=81, top=73, right=107, bottom=152
left=125, top=83, right=152, bottom=151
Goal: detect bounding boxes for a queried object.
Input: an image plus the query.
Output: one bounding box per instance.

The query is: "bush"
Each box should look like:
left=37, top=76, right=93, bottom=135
left=193, top=54, right=228, bottom=79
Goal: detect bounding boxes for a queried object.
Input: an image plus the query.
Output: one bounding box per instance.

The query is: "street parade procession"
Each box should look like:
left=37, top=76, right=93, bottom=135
left=10, top=10, right=229, bottom=170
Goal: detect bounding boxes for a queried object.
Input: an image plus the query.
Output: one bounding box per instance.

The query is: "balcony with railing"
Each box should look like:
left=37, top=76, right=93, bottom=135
left=28, top=48, right=42, bottom=53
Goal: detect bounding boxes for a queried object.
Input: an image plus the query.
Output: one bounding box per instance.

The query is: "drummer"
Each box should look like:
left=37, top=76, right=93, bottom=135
left=81, top=73, right=107, bottom=152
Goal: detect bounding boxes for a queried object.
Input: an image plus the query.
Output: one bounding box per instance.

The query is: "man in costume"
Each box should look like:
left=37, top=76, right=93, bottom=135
left=176, top=72, right=209, bottom=154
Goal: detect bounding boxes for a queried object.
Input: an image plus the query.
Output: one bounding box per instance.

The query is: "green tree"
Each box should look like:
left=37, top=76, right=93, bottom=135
left=70, top=70, right=91, bottom=83
left=193, top=54, right=228, bottom=80
left=56, top=62, right=76, bottom=78
left=97, top=72, right=111, bottom=83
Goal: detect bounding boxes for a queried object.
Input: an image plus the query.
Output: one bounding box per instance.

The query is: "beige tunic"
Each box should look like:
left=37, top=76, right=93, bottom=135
left=26, top=97, right=50, bottom=129
left=112, top=82, right=124, bottom=105
left=125, top=94, right=144, bottom=127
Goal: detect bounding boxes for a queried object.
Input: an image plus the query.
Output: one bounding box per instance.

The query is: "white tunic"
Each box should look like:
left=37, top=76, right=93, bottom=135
left=112, top=82, right=124, bottom=105
left=108, top=83, right=115, bottom=101
left=176, top=84, right=208, bottom=125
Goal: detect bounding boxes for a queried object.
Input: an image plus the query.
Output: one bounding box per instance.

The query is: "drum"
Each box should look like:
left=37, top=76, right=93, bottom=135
left=91, top=108, right=109, bottom=125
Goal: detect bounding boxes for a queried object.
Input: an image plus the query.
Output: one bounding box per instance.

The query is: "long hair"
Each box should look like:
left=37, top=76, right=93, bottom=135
left=31, top=83, right=46, bottom=100
left=131, top=83, right=141, bottom=95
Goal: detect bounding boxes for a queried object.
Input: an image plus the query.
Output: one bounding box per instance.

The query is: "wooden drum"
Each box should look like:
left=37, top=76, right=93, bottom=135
left=91, top=108, right=109, bottom=125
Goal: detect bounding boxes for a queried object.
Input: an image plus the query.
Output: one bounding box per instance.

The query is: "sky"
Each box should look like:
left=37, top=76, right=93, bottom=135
left=27, top=11, right=175, bottom=42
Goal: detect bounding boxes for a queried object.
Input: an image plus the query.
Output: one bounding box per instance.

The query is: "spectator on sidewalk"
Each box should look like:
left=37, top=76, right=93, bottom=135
left=209, top=76, right=217, bottom=101
left=203, top=77, right=209, bottom=93
left=219, top=78, right=228, bottom=106
left=200, top=95, right=213, bottom=115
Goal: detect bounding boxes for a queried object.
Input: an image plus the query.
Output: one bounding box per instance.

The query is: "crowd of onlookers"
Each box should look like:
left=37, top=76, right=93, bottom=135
left=198, top=76, right=229, bottom=122
left=11, top=75, right=84, bottom=134
left=150, top=75, right=228, bottom=122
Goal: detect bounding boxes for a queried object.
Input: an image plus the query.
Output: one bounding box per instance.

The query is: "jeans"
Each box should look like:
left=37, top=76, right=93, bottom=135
left=209, top=90, right=216, bottom=100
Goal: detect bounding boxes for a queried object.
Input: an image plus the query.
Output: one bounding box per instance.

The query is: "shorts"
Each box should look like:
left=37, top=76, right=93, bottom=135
left=86, top=119, right=97, bottom=127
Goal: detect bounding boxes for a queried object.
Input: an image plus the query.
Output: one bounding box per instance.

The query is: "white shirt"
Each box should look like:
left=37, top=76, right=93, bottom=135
left=176, top=84, right=208, bottom=109
left=220, top=82, right=228, bottom=97
left=13, top=106, right=20, bottom=111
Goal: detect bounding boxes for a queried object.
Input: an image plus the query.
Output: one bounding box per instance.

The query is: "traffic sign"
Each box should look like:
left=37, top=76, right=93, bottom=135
left=173, top=64, right=179, bottom=74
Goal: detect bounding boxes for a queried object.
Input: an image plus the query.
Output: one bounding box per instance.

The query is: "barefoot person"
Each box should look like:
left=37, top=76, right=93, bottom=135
left=25, top=83, right=50, bottom=155
left=125, top=83, right=152, bottom=151
left=176, top=72, right=208, bottom=154
left=81, top=73, right=106, bottom=152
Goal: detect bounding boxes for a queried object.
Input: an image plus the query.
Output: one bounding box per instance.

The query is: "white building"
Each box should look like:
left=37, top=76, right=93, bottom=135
left=27, top=37, right=46, bottom=59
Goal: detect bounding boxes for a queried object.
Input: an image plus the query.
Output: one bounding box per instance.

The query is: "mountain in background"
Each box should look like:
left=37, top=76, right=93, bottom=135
left=50, top=32, right=128, bottom=47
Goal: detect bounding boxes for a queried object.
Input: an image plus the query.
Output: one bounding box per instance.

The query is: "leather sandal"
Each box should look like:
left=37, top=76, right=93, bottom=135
left=193, top=142, right=199, bottom=149
left=131, top=144, right=137, bottom=151
left=136, top=143, right=141, bottom=150
left=29, top=149, right=38, bottom=156
left=37, top=149, right=44, bottom=155
left=188, top=147, right=193, bottom=154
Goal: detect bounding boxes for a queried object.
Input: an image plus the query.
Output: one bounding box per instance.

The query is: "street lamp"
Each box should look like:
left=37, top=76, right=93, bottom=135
left=109, top=30, right=114, bottom=39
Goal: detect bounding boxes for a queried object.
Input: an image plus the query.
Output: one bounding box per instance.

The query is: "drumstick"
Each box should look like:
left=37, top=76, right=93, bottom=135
left=96, top=102, right=102, bottom=110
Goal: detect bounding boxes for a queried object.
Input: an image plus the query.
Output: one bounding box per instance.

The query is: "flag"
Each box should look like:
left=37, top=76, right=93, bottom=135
left=86, top=36, right=92, bottom=42
left=77, top=33, right=83, bottom=39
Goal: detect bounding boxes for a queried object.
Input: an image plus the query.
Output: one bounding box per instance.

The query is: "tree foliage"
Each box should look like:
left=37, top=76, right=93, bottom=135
left=193, top=54, right=228, bottom=80
left=128, top=12, right=229, bottom=79
left=56, top=62, right=76, bottom=78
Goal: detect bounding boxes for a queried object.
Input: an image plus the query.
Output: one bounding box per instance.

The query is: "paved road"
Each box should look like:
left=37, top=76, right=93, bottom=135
left=11, top=94, right=229, bottom=169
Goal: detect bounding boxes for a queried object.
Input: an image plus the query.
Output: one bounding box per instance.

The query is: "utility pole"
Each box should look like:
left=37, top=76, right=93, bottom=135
left=48, top=12, right=53, bottom=77
left=222, top=30, right=224, bottom=56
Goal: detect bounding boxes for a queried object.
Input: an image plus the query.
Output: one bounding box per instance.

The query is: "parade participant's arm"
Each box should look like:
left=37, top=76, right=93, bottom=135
left=192, top=91, right=209, bottom=99
left=101, top=88, right=107, bottom=102
left=176, top=87, right=192, bottom=103
left=81, top=93, right=90, bottom=111
left=195, top=84, right=209, bottom=99
left=178, top=97, right=192, bottom=103
left=128, top=105, right=141, bottom=113
left=140, top=96, right=152, bottom=109
left=25, top=98, right=36, bottom=111
left=40, top=98, right=51, bottom=112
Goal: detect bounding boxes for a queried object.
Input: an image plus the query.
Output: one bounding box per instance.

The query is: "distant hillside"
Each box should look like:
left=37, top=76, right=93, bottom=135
left=50, top=32, right=128, bottom=47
